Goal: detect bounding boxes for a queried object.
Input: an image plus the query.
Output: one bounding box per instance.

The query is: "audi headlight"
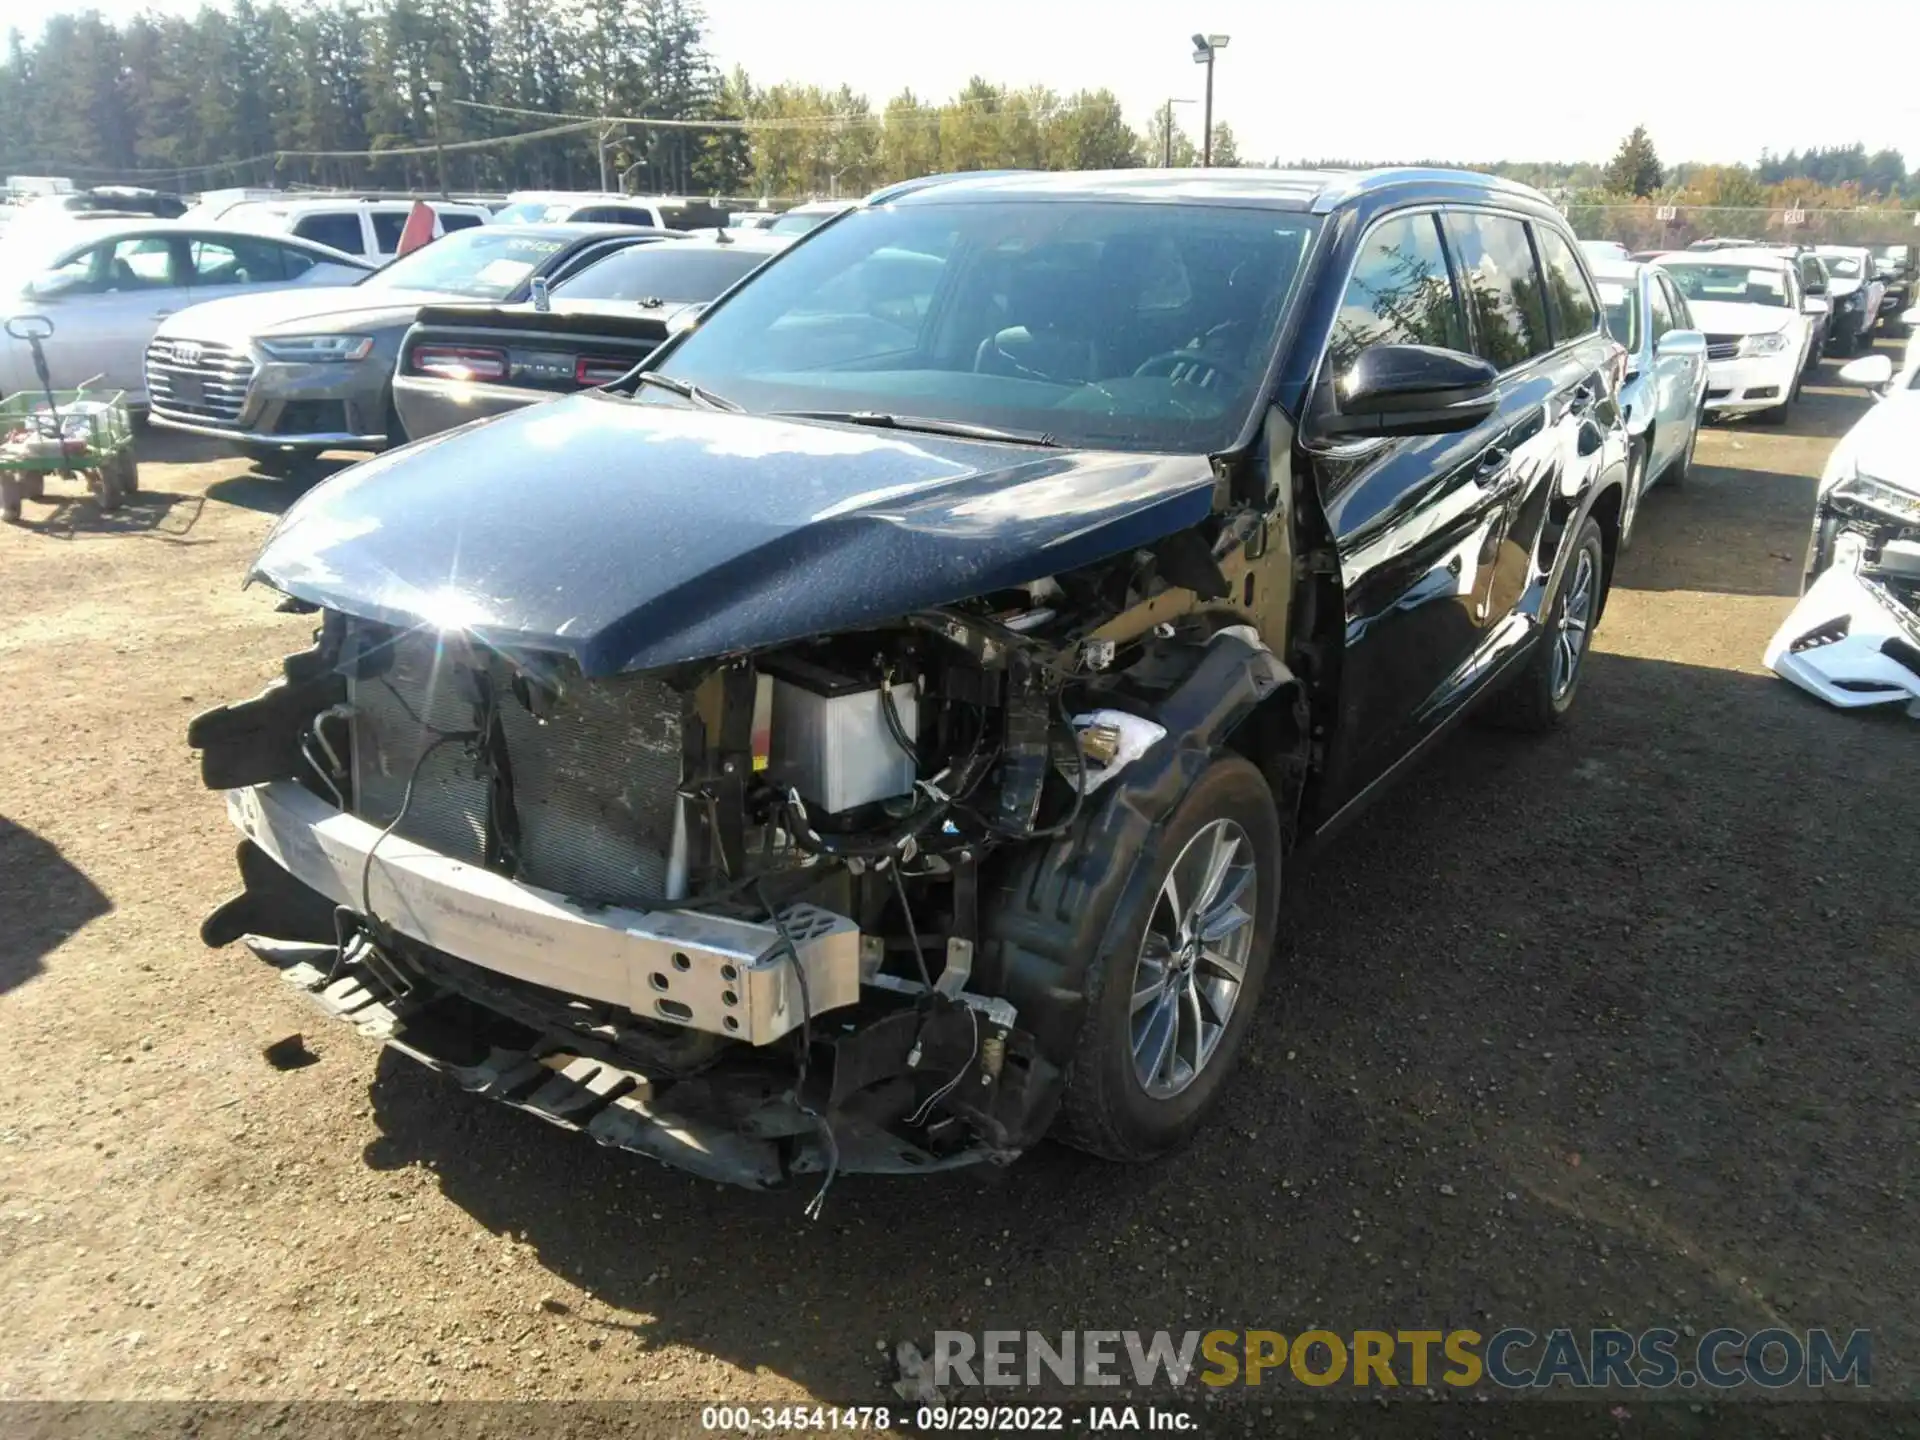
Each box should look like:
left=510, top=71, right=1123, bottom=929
left=1741, top=331, right=1790, bottom=357
left=258, top=334, right=375, bottom=363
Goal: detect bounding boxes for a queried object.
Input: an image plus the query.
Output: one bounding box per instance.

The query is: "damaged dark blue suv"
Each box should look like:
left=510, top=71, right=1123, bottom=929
left=190, top=167, right=1628, bottom=1191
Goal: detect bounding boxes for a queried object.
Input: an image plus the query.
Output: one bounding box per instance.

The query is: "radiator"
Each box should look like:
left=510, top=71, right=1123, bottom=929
left=346, top=625, right=684, bottom=911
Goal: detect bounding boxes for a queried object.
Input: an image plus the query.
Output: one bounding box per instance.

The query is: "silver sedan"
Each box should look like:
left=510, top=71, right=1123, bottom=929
left=1594, top=259, right=1709, bottom=547
left=0, top=221, right=371, bottom=405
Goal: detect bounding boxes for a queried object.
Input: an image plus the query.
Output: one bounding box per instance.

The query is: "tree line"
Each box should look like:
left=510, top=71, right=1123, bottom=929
left=0, top=6, right=1911, bottom=211
left=0, top=0, right=1232, bottom=198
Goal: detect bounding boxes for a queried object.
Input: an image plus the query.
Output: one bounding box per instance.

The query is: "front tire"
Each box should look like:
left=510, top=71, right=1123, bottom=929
left=1482, top=516, right=1607, bottom=732
left=1051, top=754, right=1281, bottom=1163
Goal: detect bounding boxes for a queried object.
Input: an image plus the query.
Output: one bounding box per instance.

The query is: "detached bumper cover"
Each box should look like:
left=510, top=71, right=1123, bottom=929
left=1764, top=564, right=1920, bottom=717
left=227, top=781, right=863, bottom=1043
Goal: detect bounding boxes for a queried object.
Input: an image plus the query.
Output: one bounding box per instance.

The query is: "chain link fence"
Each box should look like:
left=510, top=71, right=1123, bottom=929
left=1565, top=204, right=1919, bottom=251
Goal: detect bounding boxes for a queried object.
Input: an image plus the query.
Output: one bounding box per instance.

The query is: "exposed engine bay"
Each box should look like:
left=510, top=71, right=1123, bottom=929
left=1767, top=480, right=1920, bottom=718
left=191, top=544, right=1296, bottom=1200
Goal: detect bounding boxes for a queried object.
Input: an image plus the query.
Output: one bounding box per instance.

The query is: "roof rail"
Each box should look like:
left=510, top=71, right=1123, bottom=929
left=1309, top=166, right=1552, bottom=213
left=863, top=170, right=1035, bottom=206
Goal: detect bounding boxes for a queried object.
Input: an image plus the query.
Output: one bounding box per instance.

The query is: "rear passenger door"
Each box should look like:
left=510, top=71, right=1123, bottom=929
left=1446, top=211, right=1606, bottom=650
left=1306, top=209, right=1531, bottom=808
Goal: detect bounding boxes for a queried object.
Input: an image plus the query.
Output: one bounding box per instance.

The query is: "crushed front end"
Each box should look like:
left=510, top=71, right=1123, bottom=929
left=190, top=598, right=1193, bottom=1191
left=1767, top=467, right=1920, bottom=715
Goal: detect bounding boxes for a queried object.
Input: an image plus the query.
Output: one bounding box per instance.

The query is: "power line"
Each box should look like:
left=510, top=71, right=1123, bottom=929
left=450, top=93, right=1134, bottom=133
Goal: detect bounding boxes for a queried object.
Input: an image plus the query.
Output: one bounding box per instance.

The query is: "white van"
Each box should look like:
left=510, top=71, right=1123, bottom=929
left=218, top=197, right=491, bottom=264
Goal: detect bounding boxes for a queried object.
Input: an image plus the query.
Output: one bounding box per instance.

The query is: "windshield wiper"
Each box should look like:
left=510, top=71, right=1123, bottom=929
left=630, top=371, right=741, bottom=412
left=774, top=410, right=1061, bottom=447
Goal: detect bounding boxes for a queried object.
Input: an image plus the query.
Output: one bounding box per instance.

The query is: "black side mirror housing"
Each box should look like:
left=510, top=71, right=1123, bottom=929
left=1317, top=343, right=1500, bottom=439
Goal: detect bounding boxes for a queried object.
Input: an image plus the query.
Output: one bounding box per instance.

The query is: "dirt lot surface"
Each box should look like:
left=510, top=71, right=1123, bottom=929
left=2, top=350, right=1916, bottom=1432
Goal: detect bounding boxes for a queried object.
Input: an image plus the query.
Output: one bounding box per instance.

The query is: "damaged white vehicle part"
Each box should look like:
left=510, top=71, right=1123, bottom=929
left=1066, top=710, right=1169, bottom=795
left=1764, top=558, right=1920, bottom=717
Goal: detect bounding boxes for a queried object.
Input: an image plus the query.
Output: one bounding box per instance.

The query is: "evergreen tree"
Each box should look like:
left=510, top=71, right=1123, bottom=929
left=1604, top=125, right=1663, bottom=197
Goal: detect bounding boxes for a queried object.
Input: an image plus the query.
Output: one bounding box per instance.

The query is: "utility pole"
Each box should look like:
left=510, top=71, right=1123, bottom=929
left=1191, top=33, right=1230, bottom=167
left=597, top=122, right=619, bottom=193
left=1160, top=97, right=1194, bottom=168
left=427, top=80, right=448, bottom=197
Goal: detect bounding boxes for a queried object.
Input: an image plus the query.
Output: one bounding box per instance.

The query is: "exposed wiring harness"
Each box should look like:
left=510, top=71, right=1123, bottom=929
left=756, top=879, right=839, bottom=1221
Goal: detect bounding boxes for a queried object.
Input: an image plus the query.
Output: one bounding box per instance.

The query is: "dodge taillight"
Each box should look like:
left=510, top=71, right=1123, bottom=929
left=410, top=345, right=507, bottom=382
left=574, top=355, right=635, bottom=386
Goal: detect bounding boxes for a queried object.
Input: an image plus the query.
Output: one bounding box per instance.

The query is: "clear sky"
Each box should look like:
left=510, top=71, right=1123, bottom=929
left=40, top=0, right=1920, bottom=168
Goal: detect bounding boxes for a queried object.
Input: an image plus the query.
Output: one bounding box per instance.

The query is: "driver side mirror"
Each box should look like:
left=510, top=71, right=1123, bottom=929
left=1318, top=344, right=1499, bottom=439
left=1802, top=296, right=1830, bottom=316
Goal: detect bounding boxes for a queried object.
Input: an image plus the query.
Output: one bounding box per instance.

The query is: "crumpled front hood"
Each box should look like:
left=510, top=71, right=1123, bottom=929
left=1844, top=391, right=1920, bottom=493
left=250, top=392, right=1218, bottom=675
left=161, top=286, right=451, bottom=343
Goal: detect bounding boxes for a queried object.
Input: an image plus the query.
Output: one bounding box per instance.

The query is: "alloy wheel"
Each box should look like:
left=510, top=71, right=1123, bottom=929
left=1129, top=818, right=1258, bottom=1100
left=1551, top=546, right=1597, bottom=702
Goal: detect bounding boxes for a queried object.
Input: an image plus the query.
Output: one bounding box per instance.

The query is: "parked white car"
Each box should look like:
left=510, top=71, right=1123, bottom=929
left=0, top=221, right=372, bottom=403
left=1579, top=239, right=1631, bottom=265
left=217, top=198, right=491, bottom=265
left=489, top=192, right=726, bottom=231
left=1654, top=248, right=1823, bottom=425
left=1592, top=259, right=1709, bottom=544
left=1813, top=245, right=1887, bottom=355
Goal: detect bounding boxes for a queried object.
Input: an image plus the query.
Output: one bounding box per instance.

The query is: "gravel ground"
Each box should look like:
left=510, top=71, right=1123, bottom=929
left=1, top=350, right=1915, bottom=1434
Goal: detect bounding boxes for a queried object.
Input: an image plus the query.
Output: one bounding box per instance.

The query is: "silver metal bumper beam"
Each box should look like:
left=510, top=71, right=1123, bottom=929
left=227, top=781, right=862, bottom=1044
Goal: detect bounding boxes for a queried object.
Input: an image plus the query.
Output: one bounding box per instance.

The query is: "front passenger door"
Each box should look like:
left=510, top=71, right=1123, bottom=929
left=32, top=235, right=193, bottom=397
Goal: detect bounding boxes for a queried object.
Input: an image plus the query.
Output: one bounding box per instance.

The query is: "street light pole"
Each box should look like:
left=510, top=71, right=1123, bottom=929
left=1190, top=33, right=1230, bottom=167
left=426, top=80, right=448, bottom=197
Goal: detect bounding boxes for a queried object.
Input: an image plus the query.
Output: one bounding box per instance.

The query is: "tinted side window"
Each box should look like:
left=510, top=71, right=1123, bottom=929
left=294, top=213, right=364, bottom=255
left=1646, top=275, right=1675, bottom=340
left=370, top=211, right=410, bottom=252
left=1660, top=275, right=1694, bottom=330
left=187, top=235, right=287, bottom=286
left=1443, top=212, right=1552, bottom=369
left=437, top=210, right=483, bottom=232
left=1326, top=212, right=1467, bottom=371
left=1535, top=226, right=1600, bottom=341
left=279, top=244, right=318, bottom=279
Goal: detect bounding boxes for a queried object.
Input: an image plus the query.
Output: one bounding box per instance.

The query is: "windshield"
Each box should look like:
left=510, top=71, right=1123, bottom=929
left=1820, top=253, right=1864, bottom=279
left=1598, top=281, right=1637, bottom=351
left=360, top=228, right=563, bottom=299
left=768, top=209, right=834, bottom=236
left=652, top=199, right=1319, bottom=453
left=1661, top=262, right=1789, bottom=308
left=555, top=243, right=771, bottom=303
